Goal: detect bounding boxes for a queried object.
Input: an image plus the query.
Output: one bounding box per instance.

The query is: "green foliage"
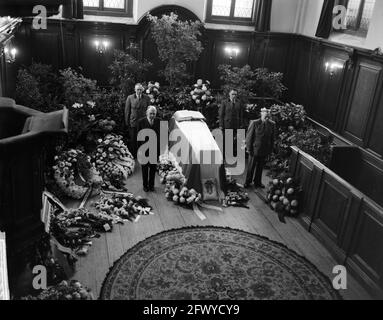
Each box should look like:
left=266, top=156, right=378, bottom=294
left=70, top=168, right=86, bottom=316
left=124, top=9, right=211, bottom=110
left=15, top=63, right=62, bottom=112
left=148, top=12, right=203, bottom=88
left=109, top=49, right=152, bottom=98
left=267, top=103, right=334, bottom=177
left=15, top=68, right=44, bottom=110
left=218, top=64, right=256, bottom=101
left=60, top=68, right=98, bottom=107
left=218, top=64, right=287, bottom=102
left=290, top=129, right=334, bottom=165
left=269, top=103, right=307, bottom=133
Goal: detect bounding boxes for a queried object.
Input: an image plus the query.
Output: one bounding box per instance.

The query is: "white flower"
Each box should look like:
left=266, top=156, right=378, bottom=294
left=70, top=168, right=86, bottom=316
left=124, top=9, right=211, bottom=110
left=87, top=101, right=96, bottom=108
left=197, top=79, right=203, bottom=86
left=98, top=139, right=102, bottom=143
left=201, top=95, right=207, bottom=101
left=196, top=99, right=201, bottom=104
left=192, top=95, right=197, bottom=100
left=72, top=103, right=83, bottom=109
left=155, top=82, right=160, bottom=88
left=202, top=85, right=207, bottom=91
left=88, top=115, right=96, bottom=122
left=146, top=89, right=150, bottom=94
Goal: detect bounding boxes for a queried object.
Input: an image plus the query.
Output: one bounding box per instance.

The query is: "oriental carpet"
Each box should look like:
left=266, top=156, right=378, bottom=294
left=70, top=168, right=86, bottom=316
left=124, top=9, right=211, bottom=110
left=100, top=226, right=341, bottom=300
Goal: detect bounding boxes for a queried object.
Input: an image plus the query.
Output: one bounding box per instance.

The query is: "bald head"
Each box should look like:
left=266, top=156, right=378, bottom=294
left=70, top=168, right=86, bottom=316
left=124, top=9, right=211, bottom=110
left=146, top=105, right=157, bottom=122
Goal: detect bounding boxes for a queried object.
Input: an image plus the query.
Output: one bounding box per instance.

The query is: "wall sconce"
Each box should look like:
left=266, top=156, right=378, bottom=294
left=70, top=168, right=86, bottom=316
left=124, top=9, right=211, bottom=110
left=3, top=46, right=17, bottom=64
left=94, top=40, right=110, bottom=54
left=224, top=46, right=240, bottom=60
left=325, top=61, right=344, bottom=76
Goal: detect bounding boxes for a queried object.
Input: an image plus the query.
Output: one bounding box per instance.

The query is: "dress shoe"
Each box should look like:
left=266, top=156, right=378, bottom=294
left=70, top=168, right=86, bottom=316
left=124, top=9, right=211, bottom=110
left=254, top=184, right=265, bottom=189
left=243, top=183, right=252, bottom=189
left=149, top=186, right=155, bottom=192
left=143, top=187, right=149, bottom=192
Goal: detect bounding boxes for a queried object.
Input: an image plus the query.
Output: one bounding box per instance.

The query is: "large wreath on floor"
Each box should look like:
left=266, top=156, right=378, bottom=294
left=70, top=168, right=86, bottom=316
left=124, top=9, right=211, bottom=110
left=95, top=193, right=154, bottom=222
left=21, top=280, right=93, bottom=300
left=92, top=134, right=135, bottom=191
left=53, top=149, right=103, bottom=199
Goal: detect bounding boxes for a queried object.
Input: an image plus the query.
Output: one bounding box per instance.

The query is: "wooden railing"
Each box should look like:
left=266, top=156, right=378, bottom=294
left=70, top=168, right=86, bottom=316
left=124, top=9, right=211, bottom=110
left=290, top=146, right=383, bottom=299
left=0, top=98, right=68, bottom=261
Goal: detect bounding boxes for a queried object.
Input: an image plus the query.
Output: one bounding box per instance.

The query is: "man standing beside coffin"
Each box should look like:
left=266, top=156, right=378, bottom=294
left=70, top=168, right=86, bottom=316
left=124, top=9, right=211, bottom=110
left=244, top=108, right=276, bottom=189
left=125, top=83, right=150, bottom=158
left=219, top=89, right=244, bottom=158
left=138, top=106, right=160, bottom=192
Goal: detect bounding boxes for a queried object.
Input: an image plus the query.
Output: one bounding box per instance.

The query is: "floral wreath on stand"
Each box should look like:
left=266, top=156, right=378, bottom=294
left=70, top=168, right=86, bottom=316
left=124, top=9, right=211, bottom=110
left=52, top=149, right=103, bottom=199
left=92, top=134, right=135, bottom=191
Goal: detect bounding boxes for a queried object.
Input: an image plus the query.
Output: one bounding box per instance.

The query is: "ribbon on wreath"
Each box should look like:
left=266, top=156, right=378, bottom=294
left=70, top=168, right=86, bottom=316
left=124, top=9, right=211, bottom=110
left=192, top=201, right=224, bottom=221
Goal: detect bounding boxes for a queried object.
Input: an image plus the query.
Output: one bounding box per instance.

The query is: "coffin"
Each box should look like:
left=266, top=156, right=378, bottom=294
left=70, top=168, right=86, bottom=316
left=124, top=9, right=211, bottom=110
left=168, top=111, right=225, bottom=200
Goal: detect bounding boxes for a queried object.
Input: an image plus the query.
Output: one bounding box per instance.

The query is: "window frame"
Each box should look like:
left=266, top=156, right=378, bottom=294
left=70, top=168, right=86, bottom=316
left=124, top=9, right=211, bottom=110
left=83, top=0, right=133, bottom=17
left=205, top=0, right=256, bottom=26
left=334, top=0, right=375, bottom=38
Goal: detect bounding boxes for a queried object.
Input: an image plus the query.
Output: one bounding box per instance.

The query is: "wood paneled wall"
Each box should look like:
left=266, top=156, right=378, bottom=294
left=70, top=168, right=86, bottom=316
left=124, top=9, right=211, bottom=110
left=14, top=19, right=296, bottom=87
left=290, top=146, right=383, bottom=298
left=6, top=18, right=383, bottom=207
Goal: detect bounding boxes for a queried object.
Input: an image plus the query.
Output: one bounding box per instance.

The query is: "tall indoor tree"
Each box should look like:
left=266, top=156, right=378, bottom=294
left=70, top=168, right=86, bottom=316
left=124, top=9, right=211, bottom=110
left=147, top=12, right=204, bottom=88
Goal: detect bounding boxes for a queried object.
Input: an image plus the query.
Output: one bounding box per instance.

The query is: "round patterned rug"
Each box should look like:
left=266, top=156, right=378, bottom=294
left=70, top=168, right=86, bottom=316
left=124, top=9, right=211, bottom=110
left=100, top=227, right=341, bottom=300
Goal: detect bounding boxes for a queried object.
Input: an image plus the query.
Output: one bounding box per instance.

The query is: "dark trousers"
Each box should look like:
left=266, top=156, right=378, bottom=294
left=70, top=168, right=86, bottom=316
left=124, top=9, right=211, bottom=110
left=142, top=164, right=157, bottom=189
left=222, top=128, right=238, bottom=161
left=129, top=127, right=138, bottom=158
left=245, top=155, right=266, bottom=186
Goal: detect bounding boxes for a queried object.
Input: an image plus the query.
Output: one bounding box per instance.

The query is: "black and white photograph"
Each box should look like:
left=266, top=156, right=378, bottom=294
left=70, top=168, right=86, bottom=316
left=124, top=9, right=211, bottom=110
left=0, top=0, right=382, bottom=307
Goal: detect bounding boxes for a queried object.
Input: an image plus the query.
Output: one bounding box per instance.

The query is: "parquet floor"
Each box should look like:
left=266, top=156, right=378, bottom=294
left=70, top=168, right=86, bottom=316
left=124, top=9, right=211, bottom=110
left=63, top=165, right=372, bottom=300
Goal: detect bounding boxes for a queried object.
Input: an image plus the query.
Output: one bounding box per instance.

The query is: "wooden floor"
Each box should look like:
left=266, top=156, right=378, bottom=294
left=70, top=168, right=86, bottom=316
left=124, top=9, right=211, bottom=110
left=64, top=166, right=372, bottom=300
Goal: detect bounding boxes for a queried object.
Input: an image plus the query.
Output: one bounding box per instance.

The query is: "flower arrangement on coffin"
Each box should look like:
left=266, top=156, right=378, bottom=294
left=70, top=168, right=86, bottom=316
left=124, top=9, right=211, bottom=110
left=145, top=81, right=161, bottom=105
left=50, top=208, right=115, bottom=255
left=95, top=193, right=154, bottom=221
left=190, top=79, right=214, bottom=110
left=266, top=176, right=302, bottom=222
left=93, top=134, right=135, bottom=191
left=21, top=280, right=93, bottom=300
left=53, top=149, right=103, bottom=199
left=222, top=178, right=250, bottom=208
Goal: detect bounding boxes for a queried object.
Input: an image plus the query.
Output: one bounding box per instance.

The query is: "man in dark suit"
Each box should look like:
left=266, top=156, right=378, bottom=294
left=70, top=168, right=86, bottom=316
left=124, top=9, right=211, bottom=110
left=244, top=108, right=276, bottom=189
left=138, top=106, right=160, bottom=192
left=125, top=83, right=150, bottom=158
left=219, top=89, right=244, bottom=158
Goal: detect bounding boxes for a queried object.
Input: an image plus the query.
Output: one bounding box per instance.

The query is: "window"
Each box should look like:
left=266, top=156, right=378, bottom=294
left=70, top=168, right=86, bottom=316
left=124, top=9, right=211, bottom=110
left=83, top=0, right=133, bottom=17
left=340, top=0, right=376, bottom=36
left=206, top=0, right=256, bottom=25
